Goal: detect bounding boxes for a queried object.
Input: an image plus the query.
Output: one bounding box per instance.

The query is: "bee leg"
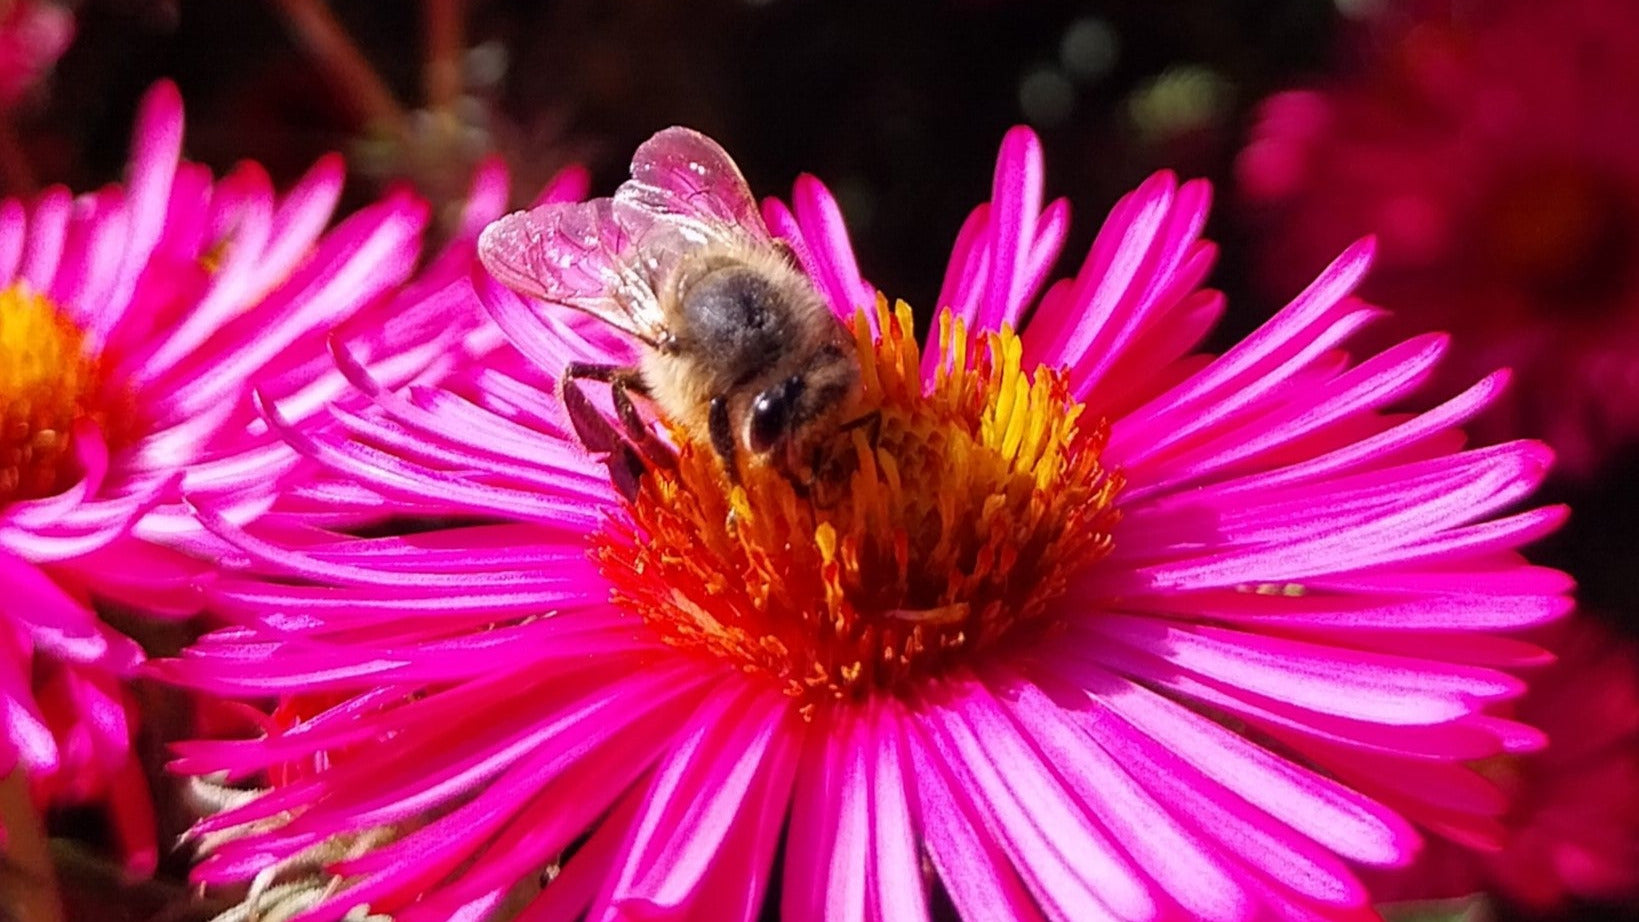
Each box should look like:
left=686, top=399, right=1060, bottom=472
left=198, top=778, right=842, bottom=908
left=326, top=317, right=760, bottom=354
left=563, top=362, right=676, bottom=470
left=708, top=396, right=741, bottom=485
left=558, top=365, right=623, bottom=453
left=609, top=375, right=679, bottom=470
left=840, top=408, right=884, bottom=450
left=559, top=371, right=647, bottom=502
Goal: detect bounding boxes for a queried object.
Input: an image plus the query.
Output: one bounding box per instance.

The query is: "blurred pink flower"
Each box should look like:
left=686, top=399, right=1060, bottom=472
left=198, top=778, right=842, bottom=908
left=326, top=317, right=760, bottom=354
left=1238, top=0, right=1639, bottom=476
left=0, top=79, right=511, bottom=872
left=1369, top=615, right=1639, bottom=912
left=166, top=127, right=1569, bottom=922
left=0, top=0, right=71, bottom=111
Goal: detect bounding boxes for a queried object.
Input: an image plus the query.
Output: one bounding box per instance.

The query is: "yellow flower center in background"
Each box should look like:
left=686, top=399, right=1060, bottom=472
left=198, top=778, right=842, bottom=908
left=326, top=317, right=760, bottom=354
left=0, top=283, right=115, bottom=506
left=598, top=300, right=1123, bottom=710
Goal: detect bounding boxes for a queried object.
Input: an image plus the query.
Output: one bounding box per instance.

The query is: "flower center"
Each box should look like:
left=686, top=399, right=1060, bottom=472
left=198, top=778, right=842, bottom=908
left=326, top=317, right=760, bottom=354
left=0, top=283, right=117, bottom=505
left=595, top=300, right=1123, bottom=710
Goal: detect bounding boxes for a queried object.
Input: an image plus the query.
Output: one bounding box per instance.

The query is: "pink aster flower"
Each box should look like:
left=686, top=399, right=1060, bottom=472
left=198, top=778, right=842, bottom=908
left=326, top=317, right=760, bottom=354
left=0, top=79, right=522, bottom=872
left=1368, top=614, right=1639, bottom=912
left=166, top=126, right=1570, bottom=922
left=1238, top=0, right=1639, bottom=476
left=0, top=0, right=71, bottom=111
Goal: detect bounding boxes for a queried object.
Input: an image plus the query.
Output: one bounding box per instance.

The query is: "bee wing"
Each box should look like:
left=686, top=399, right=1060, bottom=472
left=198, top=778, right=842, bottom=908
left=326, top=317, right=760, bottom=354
left=613, top=126, right=776, bottom=270
left=478, top=198, right=670, bottom=347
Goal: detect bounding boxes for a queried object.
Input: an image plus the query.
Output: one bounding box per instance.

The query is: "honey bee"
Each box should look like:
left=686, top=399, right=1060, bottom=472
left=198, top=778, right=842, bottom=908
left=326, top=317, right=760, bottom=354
left=478, top=127, right=864, bottom=498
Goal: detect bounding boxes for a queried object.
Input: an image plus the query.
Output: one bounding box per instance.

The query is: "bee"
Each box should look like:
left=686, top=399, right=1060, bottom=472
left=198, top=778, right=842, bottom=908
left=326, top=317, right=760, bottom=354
left=478, top=127, right=865, bottom=499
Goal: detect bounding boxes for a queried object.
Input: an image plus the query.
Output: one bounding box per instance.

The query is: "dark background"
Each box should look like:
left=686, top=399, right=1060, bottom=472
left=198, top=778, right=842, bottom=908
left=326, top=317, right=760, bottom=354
left=23, top=0, right=1339, bottom=328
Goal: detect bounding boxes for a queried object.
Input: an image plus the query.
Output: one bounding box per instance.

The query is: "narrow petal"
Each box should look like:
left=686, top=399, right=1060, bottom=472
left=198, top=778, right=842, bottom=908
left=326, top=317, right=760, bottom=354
left=918, top=682, right=1156, bottom=922
left=591, top=687, right=796, bottom=920
left=784, top=710, right=870, bottom=922
left=905, top=715, right=1051, bottom=922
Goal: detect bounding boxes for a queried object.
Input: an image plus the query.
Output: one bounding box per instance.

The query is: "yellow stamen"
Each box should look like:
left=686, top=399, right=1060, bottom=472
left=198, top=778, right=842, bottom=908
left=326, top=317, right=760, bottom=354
left=0, top=283, right=118, bottom=505
left=597, top=297, right=1123, bottom=709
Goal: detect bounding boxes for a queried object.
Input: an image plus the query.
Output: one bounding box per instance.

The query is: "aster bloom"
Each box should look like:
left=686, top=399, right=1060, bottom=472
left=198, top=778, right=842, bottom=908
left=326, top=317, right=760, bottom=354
left=166, top=126, right=1570, bottom=922
left=1237, top=0, right=1639, bottom=475
left=0, top=0, right=71, bottom=112
left=0, top=78, right=533, bottom=871
left=1368, top=615, right=1639, bottom=912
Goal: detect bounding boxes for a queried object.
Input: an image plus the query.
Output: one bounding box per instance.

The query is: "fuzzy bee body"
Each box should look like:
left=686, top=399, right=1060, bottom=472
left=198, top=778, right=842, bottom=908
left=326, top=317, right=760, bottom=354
left=479, top=128, right=863, bottom=490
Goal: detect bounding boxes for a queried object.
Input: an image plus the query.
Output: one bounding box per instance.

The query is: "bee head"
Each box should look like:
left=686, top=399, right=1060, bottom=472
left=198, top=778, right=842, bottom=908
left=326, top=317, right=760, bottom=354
left=748, top=375, right=805, bottom=455
left=744, top=338, right=862, bottom=464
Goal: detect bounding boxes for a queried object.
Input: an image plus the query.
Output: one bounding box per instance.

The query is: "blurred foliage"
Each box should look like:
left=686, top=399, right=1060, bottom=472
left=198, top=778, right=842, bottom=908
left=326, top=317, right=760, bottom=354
left=19, top=0, right=1342, bottom=314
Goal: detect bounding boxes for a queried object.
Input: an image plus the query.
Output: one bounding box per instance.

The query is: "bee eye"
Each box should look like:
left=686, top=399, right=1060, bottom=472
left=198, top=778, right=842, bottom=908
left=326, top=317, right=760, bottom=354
left=749, top=377, right=804, bottom=453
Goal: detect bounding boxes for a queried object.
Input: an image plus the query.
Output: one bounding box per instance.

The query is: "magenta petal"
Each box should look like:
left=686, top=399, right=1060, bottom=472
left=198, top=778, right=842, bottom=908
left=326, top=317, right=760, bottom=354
left=1028, top=666, right=1370, bottom=909
left=18, top=185, right=69, bottom=292
left=0, top=631, right=57, bottom=772
left=1047, top=655, right=1418, bottom=867
left=51, top=193, right=125, bottom=324
left=56, top=539, right=208, bottom=617
left=0, top=198, right=25, bottom=279
left=935, top=204, right=992, bottom=323
left=55, top=666, right=132, bottom=776
left=997, top=677, right=1253, bottom=922
left=904, top=715, right=1050, bottom=922
left=376, top=683, right=726, bottom=922
left=919, top=681, right=1156, bottom=922
left=163, top=194, right=429, bottom=417
left=864, top=705, right=931, bottom=922
left=1134, top=236, right=1373, bottom=420
left=122, top=164, right=277, bottom=382
left=258, top=152, right=348, bottom=288
left=1294, top=736, right=1509, bottom=818
left=677, top=710, right=805, bottom=921
left=977, top=126, right=1047, bottom=333
left=1081, top=615, right=1521, bottom=725
left=784, top=709, right=870, bottom=922
left=0, top=552, right=140, bottom=670
left=789, top=173, right=876, bottom=319
left=1026, top=172, right=1212, bottom=398
left=92, top=80, right=184, bottom=344
left=591, top=687, right=796, bottom=920
left=455, top=156, right=512, bottom=242
left=1101, top=647, right=1511, bottom=761
left=510, top=789, right=644, bottom=922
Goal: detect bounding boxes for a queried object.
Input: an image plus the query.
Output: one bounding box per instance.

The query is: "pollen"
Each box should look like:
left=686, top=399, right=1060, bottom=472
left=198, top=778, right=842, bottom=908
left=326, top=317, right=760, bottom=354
left=0, top=283, right=120, bottom=505
left=596, top=298, right=1124, bottom=709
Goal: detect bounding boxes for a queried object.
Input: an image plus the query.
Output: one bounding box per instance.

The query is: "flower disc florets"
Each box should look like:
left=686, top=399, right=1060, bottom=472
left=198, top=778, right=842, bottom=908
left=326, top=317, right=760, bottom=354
left=0, top=283, right=130, bottom=505
left=599, top=300, right=1122, bottom=707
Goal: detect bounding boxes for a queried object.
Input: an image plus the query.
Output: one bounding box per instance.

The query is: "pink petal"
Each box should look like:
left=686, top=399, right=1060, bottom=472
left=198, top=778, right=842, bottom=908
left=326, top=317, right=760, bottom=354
left=1079, top=616, right=1520, bottom=724
left=789, top=173, right=876, bottom=318
left=18, top=185, right=69, bottom=290
left=1044, top=654, right=1418, bottom=866
left=864, top=705, right=931, bottom=922
left=591, top=687, right=796, bottom=920
left=784, top=710, right=870, bottom=922
left=996, top=676, right=1254, bottom=922
left=904, top=715, right=1050, bottom=922
left=918, top=681, right=1156, bottom=922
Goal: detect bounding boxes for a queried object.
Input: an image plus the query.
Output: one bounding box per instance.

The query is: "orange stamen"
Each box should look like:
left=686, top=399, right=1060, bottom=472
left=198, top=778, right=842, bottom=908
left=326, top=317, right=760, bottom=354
left=0, top=283, right=122, bottom=505
left=596, top=298, right=1123, bottom=710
